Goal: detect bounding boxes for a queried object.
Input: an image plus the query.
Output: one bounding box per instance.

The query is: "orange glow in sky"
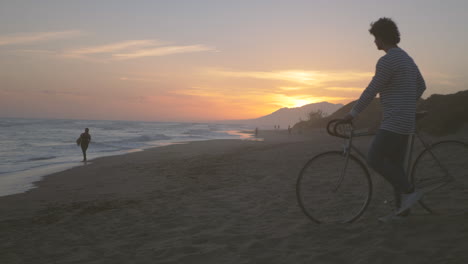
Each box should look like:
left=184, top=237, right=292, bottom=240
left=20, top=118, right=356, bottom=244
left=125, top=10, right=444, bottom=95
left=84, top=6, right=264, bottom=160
left=1, top=1, right=467, bottom=121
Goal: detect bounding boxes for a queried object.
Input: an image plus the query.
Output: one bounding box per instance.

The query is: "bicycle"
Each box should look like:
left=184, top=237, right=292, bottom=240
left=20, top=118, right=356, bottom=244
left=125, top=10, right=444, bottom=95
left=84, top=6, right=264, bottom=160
left=296, top=112, right=468, bottom=224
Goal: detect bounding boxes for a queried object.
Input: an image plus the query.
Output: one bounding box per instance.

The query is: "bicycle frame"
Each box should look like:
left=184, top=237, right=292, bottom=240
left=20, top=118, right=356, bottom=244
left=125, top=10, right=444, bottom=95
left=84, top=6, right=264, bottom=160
left=333, top=129, right=368, bottom=192
left=340, top=127, right=453, bottom=188
left=411, top=133, right=455, bottom=186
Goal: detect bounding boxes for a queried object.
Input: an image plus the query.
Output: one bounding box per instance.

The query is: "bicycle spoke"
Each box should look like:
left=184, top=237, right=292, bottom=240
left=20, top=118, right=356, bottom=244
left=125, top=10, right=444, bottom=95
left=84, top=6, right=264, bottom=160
left=411, top=141, right=468, bottom=215
left=296, top=151, right=372, bottom=223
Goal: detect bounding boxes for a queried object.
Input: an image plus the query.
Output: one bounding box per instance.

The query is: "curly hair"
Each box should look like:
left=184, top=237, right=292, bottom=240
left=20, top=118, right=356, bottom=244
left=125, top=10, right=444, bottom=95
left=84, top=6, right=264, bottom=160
left=369, top=17, right=400, bottom=45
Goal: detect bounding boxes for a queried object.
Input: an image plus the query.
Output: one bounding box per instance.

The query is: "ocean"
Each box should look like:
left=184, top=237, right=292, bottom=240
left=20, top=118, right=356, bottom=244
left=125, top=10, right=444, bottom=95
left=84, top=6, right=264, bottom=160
left=0, top=118, right=254, bottom=197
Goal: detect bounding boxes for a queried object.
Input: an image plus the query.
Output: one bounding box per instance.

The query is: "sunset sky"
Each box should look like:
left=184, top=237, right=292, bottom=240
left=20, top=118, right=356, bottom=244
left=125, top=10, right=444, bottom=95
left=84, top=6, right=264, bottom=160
left=1, top=0, right=467, bottom=122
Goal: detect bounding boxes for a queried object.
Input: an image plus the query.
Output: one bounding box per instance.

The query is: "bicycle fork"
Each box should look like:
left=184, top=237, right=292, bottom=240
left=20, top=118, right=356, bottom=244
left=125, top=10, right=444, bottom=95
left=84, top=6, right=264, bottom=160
left=333, top=132, right=354, bottom=192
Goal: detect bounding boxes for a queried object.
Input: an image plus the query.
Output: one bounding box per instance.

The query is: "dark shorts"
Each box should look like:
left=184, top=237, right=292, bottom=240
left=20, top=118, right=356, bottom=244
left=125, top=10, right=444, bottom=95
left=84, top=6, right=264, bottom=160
left=81, top=143, right=89, bottom=151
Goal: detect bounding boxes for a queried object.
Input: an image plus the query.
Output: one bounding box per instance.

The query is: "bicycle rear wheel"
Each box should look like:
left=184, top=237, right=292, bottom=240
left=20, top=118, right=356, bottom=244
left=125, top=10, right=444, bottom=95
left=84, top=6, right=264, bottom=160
left=296, top=151, right=372, bottom=224
left=411, top=140, right=468, bottom=215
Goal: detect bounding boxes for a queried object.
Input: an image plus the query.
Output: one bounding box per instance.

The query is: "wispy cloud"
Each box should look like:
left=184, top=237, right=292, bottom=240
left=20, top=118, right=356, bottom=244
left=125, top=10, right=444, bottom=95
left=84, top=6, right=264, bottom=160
left=68, top=40, right=162, bottom=56
left=171, top=86, right=226, bottom=97
left=193, top=68, right=369, bottom=107
left=208, top=69, right=373, bottom=86
left=12, top=49, right=56, bottom=55
left=113, top=44, right=215, bottom=60
left=0, top=30, right=83, bottom=46
left=278, top=86, right=305, bottom=91
left=325, top=87, right=363, bottom=92
left=119, top=76, right=160, bottom=83
left=1, top=31, right=215, bottom=61
left=64, top=40, right=215, bottom=61
left=39, top=89, right=84, bottom=97
left=426, top=72, right=459, bottom=87
left=271, top=94, right=352, bottom=108
left=0, top=87, right=84, bottom=97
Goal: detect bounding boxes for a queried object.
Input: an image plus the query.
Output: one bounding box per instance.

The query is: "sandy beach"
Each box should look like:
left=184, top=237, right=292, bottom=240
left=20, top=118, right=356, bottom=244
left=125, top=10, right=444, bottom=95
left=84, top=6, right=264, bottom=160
left=1, top=130, right=467, bottom=264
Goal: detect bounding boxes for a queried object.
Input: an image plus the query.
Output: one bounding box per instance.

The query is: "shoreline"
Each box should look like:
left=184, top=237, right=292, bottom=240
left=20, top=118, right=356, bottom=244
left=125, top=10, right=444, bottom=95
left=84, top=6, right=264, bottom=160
left=0, top=162, right=87, bottom=197
left=25, top=129, right=301, bottom=196
left=0, top=129, right=258, bottom=197
left=1, top=129, right=467, bottom=263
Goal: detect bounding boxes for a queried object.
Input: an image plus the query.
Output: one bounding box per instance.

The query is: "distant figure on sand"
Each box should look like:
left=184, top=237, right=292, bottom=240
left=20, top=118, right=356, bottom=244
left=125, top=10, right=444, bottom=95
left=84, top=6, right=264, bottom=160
left=255, top=127, right=258, bottom=137
left=77, top=128, right=91, bottom=162
left=288, top=125, right=292, bottom=135
left=343, top=18, right=426, bottom=218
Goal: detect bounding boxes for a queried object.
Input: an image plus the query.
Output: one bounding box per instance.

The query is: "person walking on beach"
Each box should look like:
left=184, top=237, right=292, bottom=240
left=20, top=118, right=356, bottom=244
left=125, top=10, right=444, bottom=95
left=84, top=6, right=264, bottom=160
left=343, top=18, right=426, bottom=218
left=77, top=128, right=91, bottom=162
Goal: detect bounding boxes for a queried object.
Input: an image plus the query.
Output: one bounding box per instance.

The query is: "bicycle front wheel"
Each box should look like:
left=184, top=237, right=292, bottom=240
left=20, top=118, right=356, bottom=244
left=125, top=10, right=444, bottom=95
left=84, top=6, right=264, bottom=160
left=296, top=151, right=372, bottom=224
left=411, top=140, right=468, bottom=215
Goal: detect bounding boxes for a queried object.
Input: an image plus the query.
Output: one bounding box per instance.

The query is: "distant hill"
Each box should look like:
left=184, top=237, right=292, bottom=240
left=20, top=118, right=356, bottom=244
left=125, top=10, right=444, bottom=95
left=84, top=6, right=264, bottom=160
left=293, top=90, right=468, bottom=136
left=222, top=102, right=343, bottom=129
left=293, top=98, right=382, bottom=132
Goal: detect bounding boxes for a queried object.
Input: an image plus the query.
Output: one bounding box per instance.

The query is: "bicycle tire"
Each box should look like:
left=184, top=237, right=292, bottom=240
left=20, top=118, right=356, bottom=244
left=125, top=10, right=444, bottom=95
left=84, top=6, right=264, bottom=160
left=411, top=140, right=468, bottom=215
left=296, top=151, right=372, bottom=224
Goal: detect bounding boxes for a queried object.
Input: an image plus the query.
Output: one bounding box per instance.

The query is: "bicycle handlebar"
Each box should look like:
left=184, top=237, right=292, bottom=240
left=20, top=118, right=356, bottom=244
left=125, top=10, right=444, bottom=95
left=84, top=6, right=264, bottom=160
left=326, top=119, right=353, bottom=139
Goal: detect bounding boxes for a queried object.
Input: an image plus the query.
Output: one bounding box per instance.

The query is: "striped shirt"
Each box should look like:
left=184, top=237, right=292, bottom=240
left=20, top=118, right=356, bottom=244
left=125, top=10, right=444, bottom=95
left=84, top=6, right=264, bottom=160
left=350, top=47, right=426, bottom=134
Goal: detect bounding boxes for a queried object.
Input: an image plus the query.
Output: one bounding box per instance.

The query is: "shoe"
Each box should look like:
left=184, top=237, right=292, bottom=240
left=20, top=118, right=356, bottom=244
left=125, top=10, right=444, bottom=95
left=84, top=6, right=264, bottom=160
left=395, top=191, right=424, bottom=215
left=394, top=181, right=449, bottom=215
left=396, top=208, right=411, bottom=217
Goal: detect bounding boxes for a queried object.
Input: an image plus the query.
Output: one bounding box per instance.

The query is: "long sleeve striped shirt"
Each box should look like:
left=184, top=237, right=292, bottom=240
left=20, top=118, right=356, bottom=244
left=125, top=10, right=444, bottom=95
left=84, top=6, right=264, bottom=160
left=350, top=47, right=426, bottom=134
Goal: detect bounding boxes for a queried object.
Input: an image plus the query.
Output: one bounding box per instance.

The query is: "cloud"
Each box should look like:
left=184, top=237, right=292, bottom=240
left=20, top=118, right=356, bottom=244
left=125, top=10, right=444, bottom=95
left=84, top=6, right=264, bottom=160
left=40, top=89, right=84, bottom=97
left=112, top=44, right=215, bottom=60
left=209, top=69, right=321, bottom=84
left=278, top=86, right=305, bottom=91
left=68, top=40, right=162, bottom=55
left=191, top=68, right=369, bottom=108
left=207, top=68, right=373, bottom=86
left=426, top=72, right=459, bottom=87
left=1, top=31, right=215, bottom=61
left=119, top=76, right=160, bottom=83
left=11, top=49, right=56, bottom=55
left=0, top=30, right=83, bottom=46
left=171, top=86, right=226, bottom=97
left=270, top=94, right=353, bottom=108
left=0, top=86, right=85, bottom=97
left=62, top=40, right=215, bottom=61
left=325, top=87, right=364, bottom=92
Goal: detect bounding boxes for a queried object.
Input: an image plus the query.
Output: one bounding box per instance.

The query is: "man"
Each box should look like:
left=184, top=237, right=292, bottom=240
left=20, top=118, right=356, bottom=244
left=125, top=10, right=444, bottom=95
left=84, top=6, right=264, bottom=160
left=344, top=18, right=426, bottom=217
left=77, top=128, right=91, bottom=162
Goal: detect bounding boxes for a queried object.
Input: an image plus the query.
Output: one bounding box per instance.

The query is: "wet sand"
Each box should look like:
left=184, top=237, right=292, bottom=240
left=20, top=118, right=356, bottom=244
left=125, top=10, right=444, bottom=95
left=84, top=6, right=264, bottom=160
left=1, top=130, right=467, bottom=263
